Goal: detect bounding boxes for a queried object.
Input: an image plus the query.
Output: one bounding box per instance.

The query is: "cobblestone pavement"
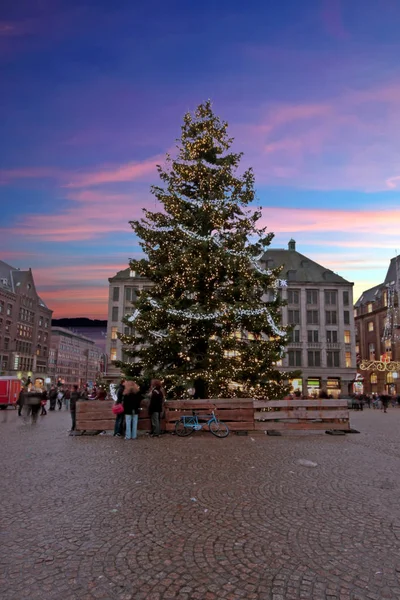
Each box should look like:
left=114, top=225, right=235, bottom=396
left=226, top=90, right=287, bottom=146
left=1, top=408, right=400, bottom=600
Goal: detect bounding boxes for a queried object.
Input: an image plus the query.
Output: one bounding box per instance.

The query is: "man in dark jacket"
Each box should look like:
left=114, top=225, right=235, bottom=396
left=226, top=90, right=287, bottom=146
left=148, top=379, right=164, bottom=437
left=69, top=385, right=81, bottom=433
left=113, top=379, right=125, bottom=437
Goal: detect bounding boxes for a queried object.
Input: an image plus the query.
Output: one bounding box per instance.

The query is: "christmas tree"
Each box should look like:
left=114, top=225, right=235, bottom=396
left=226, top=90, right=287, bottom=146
left=116, top=101, right=292, bottom=399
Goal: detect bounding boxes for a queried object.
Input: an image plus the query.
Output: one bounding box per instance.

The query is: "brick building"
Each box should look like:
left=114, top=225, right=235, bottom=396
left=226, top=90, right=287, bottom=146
left=0, top=261, right=52, bottom=383
left=49, top=327, right=105, bottom=387
left=354, top=255, right=400, bottom=396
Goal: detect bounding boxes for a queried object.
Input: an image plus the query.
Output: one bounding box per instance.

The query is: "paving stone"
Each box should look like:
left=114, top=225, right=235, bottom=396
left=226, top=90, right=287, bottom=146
left=1, top=409, right=400, bottom=599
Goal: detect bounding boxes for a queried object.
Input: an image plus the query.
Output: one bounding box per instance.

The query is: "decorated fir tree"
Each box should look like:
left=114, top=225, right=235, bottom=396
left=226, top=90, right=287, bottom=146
left=116, top=101, right=293, bottom=398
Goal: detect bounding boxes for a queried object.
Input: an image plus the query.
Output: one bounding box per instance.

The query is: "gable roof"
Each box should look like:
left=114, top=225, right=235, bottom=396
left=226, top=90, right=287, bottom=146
left=261, top=248, right=352, bottom=285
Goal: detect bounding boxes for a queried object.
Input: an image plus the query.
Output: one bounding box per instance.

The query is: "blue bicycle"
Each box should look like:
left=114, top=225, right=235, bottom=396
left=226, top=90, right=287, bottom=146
left=175, top=409, right=229, bottom=438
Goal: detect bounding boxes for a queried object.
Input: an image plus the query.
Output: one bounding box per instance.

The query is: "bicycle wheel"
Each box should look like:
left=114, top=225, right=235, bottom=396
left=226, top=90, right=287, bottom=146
left=175, top=420, right=194, bottom=437
left=209, top=420, right=229, bottom=438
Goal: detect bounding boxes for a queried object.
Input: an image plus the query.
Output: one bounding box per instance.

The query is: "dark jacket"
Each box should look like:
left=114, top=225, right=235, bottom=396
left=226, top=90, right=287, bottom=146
left=123, top=392, right=142, bottom=415
left=70, top=391, right=81, bottom=412
left=116, top=383, right=124, bottom=404
left=149, top=388, right=164, bottom=414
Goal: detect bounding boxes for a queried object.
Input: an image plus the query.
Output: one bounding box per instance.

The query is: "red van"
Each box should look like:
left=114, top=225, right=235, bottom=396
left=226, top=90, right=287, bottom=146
left=0, top=376, right=21, bottom=409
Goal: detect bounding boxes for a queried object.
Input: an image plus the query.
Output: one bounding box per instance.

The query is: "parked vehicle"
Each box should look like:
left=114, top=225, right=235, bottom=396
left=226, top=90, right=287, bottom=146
left=0, top=376, right=21, bottom=409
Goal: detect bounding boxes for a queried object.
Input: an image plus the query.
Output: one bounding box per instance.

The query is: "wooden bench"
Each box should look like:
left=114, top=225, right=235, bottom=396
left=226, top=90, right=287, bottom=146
left=165, top=398, right=254, bottom=432
left=75, top=400, right=162, bottom=432
left=253, top=399, right=350, bottom=431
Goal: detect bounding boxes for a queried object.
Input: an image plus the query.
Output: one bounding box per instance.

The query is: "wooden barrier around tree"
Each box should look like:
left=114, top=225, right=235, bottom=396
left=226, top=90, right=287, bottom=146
left=253, top=398, right=350, bottom=431
left=76, top=398, right=350, bottom=433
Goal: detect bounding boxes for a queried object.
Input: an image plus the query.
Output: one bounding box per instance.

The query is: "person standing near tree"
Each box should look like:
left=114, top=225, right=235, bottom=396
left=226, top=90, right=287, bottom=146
left=123, top=381, right=142, bottom=440
left=148, top=379, right=164, bottom=438
left=69, top=384, right=81, bottom=434
left=113, top=379, right=125, bottom=437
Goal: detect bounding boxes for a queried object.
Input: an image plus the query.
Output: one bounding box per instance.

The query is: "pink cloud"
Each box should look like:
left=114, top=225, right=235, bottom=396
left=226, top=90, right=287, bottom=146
left=64, top=157, right=161, bottom=188
left=39, top=287, right=109, bottom=319
left=260, top=207, right=400, bottom=235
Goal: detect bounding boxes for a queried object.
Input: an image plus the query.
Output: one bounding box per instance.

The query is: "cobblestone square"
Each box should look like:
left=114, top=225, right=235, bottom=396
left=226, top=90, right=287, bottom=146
left=1, top=408, right=400, bottom=600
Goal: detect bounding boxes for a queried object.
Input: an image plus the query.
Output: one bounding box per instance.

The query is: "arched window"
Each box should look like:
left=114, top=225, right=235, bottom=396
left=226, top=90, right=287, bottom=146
left=370, top=373, right=377, bottom=384
left=386, top=372, right=394, bottom=384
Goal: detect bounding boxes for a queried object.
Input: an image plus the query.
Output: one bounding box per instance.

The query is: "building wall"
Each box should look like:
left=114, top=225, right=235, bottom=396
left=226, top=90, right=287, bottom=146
left=106, top=270, right=152, bottom=376
left=279, top=283, right=356, bottom=397
left=49, top=327, right=104, bottom=387
left=0, top=266, right=53, bottom=381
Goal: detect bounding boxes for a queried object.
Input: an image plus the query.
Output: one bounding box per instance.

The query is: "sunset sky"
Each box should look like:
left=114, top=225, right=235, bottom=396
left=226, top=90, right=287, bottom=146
left=2, top=0, right=400, bottom=318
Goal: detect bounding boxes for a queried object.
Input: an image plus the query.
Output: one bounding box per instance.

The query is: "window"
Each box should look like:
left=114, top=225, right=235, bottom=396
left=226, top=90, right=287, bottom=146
left=4, top=338, right=9, bottom=350
left=0, top=301, right=3, bottom=313
left=130, top=270, right=136, bottom=278
left=112, top=307, right=119, bottom=322
left=5, top=321, right=10, bottom=333
left=39, top=317, right=42, bottom=326
left=324, top=290, right=337, bottom=305
left=308, top=350, right=321, bottom=367
left=326, top=311, right=337, bottom=325
left=125, top=287, right=134, bottom=301
left=343, top=291, right=349, bottom=306
left=344, top=330, right=351, bottom=344
left=383, top=291, right=388, bottom=307
left=367, top=303, right=373, bottom=313
left=287, top=290, right=300, bottom=304
left=344, top=310, right=350, bottom=325
left=370, top=373, right=377, bottom=384
left=368, top=321, right=374, bottom=332
left=45, top=319, right=48, bottom=328
left=6, top=304, right=12, bottom=316
left=327, top=351, right=340, bottom=368
left=345, top=352, right=352, bottom=367
left=113, top=287, right=120, bottom=302
left=124, top=327, right=130, bottom=335
left=386, top=372, right=394, bottom=384
left=326, top=330, right=338, bottom=343
left=307, top=330, right=319, bottom=343
left=368, top=343, right=375, bottom=360
left=288, top=329, right=300, bottom=343
left=288, top=310, right=300, bottom=325
left=307, top=310, right=319, bottom=325
left=306, top=290, right=318, bottom=305
left=110, top=348, right=117, bottom=361
left=288, top=350, right=302, bottom=367
left=111, top=326, right=118, bottom=340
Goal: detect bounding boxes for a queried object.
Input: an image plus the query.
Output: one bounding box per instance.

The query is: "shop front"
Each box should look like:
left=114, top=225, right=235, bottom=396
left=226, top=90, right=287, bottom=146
left=326, top=377, right=341, bottom=398
left=290, top=378, right=303, bottom=395
left=307, top=377, right=321, bottom=398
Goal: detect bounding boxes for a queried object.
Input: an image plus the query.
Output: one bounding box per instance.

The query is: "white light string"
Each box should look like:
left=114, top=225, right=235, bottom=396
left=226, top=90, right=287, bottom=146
left=127, top=296, right=285, bottom=337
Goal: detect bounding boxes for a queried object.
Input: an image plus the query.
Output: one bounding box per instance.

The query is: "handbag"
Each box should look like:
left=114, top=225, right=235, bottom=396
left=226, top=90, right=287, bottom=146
left=112, top=403, right=124, bottom=415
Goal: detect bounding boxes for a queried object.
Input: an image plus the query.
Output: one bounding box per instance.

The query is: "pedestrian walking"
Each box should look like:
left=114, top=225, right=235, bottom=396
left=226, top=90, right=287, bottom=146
left=64, top=387, right=71, bottom=410
left=123, top=381, right=142, bottom=440
left=40, top=389, right=48, bottom=416
left=113, top=379, right=125, bottom=437
left=57, top=388, right=64, bottom=410
left=49, top=386, right=57, bottom=410
left=148, top=379, right=164, bottom=438
left=22, top=386, right=42, bottom=424
left=69, top=384, right=81, bottom=434
left=16, top=388, right=24, bottom=416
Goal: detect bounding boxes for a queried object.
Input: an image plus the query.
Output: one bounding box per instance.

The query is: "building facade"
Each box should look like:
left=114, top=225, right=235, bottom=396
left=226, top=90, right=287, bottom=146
left=106, top=245, right=357, bottom=397
left=0, top=261, right=53, bottom=383
left=262, top=240, right=357, bottom=397
left=106, top=269, right=152, bottom=377
left=354, top=255, right=400, bottom=396
left=49, top=327, right=105, bottom=387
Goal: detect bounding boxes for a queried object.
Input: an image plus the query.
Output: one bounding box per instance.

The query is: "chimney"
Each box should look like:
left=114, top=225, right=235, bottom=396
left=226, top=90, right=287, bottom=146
left=288, top=239, right=296, bottom=251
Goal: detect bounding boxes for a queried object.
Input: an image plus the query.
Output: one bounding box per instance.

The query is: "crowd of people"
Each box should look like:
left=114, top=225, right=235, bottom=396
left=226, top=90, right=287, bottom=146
left=350, top=393, right=400, bottom=412
left=112, top=378, right=165, bottom=439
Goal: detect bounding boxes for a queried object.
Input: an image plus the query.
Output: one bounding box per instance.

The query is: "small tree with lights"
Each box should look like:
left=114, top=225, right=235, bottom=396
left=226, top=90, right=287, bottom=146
left=116, top=101, right=293, bottom=398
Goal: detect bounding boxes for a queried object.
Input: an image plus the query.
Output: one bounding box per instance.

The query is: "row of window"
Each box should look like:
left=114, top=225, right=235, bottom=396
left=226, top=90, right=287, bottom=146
left=0, top=302, right=13, bottom=316
left=13, top=356, right=34, bottom=371
left=288, top=350, right=352, bottom=368
left=15, top=340, right=32, bottom=354
left=288, top=310, right=351, bottom=325
left=288, top=329, right=352, bottom=343
left=112, top=286, right=152, bottom=303
left=287, top=290, right=350, bottom=306
left=19, top=308, right=35, bottom=323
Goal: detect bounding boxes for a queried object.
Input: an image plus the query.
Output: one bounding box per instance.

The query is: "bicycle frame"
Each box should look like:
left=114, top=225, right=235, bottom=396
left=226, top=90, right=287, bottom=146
left=180, top=410, right=219, bottom=431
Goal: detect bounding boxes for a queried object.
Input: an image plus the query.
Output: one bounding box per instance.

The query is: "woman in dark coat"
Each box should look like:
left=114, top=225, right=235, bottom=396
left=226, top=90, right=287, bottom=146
left=123, top=381, right=142, bottom=440
left=148, top=379, right=164, bottom=437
